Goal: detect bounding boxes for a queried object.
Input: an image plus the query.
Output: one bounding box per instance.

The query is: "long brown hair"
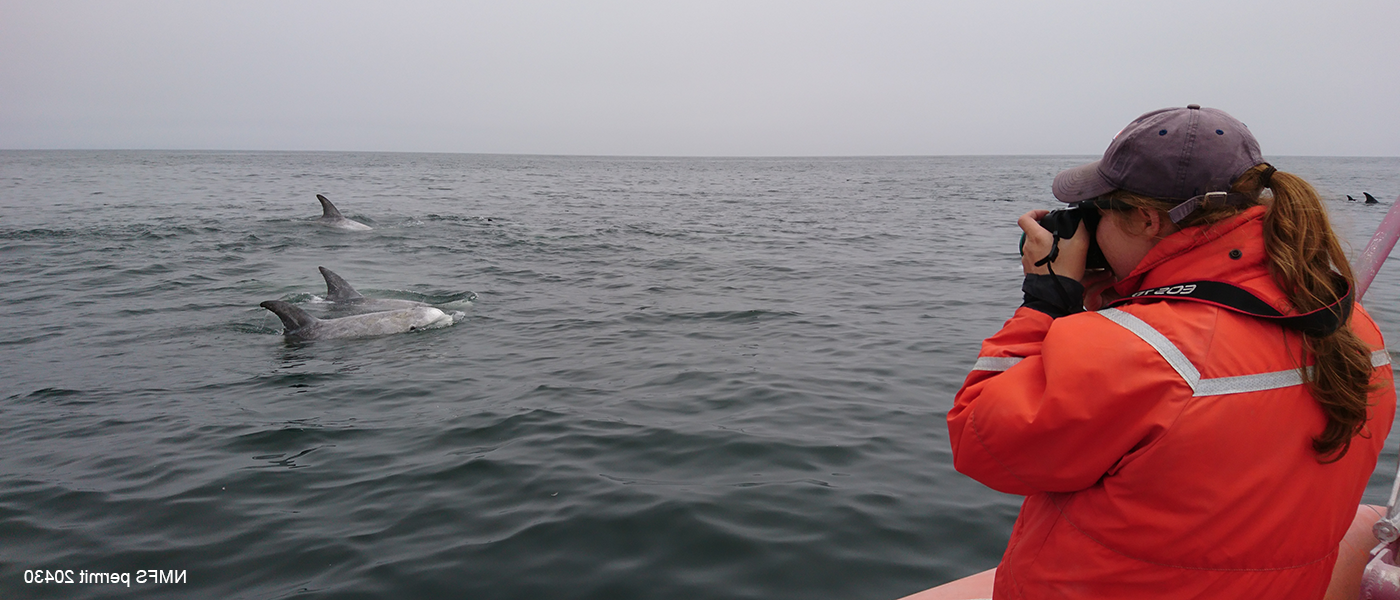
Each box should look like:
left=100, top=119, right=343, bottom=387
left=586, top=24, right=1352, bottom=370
left=1106, top=164, right=1377, bottom=462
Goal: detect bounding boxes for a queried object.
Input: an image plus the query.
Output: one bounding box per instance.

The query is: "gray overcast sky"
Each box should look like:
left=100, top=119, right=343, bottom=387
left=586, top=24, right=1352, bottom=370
left=2, top=0, right=1397, bottom=156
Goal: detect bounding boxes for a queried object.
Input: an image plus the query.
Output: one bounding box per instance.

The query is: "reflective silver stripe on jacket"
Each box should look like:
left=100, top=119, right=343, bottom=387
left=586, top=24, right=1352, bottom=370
left=971, top=356, right=1023, bottom=372
left=1098, top=307, right=1391, bottom=397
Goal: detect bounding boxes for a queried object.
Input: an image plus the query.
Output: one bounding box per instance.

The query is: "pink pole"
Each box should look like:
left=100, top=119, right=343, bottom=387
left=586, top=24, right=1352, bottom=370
left=1355, top=195, right=1400, bottom=301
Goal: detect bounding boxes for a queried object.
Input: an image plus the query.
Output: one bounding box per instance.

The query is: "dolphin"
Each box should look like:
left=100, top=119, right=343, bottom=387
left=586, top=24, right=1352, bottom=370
left=316, top=194, right=373, bottom=230
left=1365, top=192, right=1380, bottom=205
left=260, top=300, right=453, bottom=340
left=1348, top=195, right=1357, bottom=202
left=318, top=266, right=435, bottom=313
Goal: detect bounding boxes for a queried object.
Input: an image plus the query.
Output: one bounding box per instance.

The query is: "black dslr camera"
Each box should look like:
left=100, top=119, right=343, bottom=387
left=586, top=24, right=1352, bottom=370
left=1018, top=202, right=1109, bottom=270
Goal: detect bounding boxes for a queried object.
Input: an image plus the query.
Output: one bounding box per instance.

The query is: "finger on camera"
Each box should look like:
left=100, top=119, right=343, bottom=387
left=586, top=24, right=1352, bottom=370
left=1017, top=210, right=1051, bottom=234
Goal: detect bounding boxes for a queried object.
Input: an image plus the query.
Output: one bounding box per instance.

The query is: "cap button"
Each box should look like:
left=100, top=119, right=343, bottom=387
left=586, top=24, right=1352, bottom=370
left=1187, top=104, right=1201, bottom=110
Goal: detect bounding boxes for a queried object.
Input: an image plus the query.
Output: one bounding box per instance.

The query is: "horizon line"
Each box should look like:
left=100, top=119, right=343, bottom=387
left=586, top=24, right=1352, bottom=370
left=3, top=148, right=1397, bottom=160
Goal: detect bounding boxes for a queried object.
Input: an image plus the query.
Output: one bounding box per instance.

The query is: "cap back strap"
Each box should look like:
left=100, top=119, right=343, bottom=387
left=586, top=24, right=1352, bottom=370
left=1168, top=191, right=1252, bottom=224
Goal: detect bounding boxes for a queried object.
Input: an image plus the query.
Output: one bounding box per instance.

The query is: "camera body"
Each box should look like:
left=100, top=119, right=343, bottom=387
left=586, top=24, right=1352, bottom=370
left=1020, top=203, right=1109, bottom=270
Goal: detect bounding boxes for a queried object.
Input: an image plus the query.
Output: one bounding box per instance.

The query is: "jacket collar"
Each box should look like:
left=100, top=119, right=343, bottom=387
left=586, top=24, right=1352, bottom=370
left=1109, top=206, right=1292, bottom=312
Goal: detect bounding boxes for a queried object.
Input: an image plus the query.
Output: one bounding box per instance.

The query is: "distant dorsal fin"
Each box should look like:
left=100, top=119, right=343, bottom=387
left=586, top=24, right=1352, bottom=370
left=1365, top=192, right=1379, bottom=204
left=318, top=266, right=365, bottom=302
left=317, top=194, right=345, bottom=219
left=260, top=300, right=320, bottom=333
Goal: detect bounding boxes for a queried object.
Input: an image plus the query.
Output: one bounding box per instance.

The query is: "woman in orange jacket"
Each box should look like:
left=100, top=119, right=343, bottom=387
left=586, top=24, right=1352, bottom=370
left=947, top=105, right=1396, bottom=599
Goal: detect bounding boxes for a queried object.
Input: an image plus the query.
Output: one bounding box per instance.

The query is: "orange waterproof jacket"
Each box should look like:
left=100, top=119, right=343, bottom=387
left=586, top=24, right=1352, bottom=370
left=948, top=207, right=1396, bottom=599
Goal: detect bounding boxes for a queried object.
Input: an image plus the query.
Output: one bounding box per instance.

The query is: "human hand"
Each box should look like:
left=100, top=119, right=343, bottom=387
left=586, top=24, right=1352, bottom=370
left=1018, top=210, right=1089, bottom=281
left=1082, top=270, right=1118, bottom=310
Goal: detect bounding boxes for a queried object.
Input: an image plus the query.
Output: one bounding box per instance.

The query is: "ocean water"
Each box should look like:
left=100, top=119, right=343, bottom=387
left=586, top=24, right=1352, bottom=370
left=2, top=151, right=1398, bottom=599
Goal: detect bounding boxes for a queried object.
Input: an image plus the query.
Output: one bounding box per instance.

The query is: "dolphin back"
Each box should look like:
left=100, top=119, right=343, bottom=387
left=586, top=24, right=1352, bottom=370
left=303, top=306, right=452, bottom=339
left=319, top=266, right=365, bottom=302
left=260, top=300, right=320, bottom=335
left=1366, top=192, right=1379, bottom=204
left=317, top=194, right=346, bottom=219
left=314, top=194, right=372, bottom=230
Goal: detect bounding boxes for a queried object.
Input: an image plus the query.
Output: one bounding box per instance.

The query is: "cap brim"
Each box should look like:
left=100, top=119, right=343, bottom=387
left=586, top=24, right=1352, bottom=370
left=1052, top=160, right=1117, bottom=203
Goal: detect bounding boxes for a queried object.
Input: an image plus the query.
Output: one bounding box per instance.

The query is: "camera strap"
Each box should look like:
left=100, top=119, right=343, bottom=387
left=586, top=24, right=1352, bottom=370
left=1105, top=275, right=1353, bottom=337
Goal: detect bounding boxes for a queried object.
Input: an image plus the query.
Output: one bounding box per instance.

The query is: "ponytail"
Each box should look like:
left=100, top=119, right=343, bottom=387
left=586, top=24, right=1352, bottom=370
left=1243, top=165, right=1378, bottom=462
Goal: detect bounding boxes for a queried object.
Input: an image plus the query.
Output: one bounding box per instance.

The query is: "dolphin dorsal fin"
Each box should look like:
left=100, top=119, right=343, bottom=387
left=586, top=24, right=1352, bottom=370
left=1365, top=192, right=1379, bottom=204
left=317, top=194, right=345, bottom=219
left=318, top=266, right=365, bottom=302
left=260, top=300, right=320, bottom=333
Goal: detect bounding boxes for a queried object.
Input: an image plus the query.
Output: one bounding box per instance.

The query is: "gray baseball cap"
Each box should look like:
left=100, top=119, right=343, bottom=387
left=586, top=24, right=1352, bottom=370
left=1052, top=104, right=1265, bottom=203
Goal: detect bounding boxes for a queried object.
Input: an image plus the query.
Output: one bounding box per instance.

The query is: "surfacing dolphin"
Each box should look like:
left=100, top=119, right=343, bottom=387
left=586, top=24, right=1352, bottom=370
left=316, top=194, right=373, bottom=230
left=1365, top=192, right=1380, bottom=205
left=260, top=300, right=453, bottom=340
left=318, top=266, right=435, bottom=314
